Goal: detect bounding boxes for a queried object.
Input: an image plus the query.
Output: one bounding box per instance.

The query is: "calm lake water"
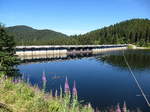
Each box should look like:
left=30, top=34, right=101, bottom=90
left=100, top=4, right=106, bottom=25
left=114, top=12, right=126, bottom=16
left=18, top=50, right=150, bottom=111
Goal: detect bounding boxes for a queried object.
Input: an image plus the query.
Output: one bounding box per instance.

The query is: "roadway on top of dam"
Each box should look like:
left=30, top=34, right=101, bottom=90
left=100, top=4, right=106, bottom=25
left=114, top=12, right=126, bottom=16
left=16, top=44, right=128, bottom=49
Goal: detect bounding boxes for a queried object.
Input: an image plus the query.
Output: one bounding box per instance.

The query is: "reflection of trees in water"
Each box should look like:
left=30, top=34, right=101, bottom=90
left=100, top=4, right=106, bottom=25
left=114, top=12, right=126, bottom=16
left=97, top=52, right=150, bottom=70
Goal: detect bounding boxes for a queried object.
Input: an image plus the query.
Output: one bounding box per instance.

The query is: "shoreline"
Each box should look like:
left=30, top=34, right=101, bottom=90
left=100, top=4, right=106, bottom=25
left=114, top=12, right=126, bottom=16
left=135, top=47, right=150, bottom=50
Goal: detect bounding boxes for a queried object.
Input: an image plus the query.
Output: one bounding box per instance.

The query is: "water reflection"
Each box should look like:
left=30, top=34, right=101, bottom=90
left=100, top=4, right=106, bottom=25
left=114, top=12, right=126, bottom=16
left=20, top=52, right=94, bottom=63
left=97, top=50, right=150, bottom=70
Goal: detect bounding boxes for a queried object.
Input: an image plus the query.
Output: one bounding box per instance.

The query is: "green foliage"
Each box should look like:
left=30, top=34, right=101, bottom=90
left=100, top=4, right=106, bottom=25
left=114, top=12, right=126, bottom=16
left=6, top=19, right=150, bottom=46
left=75, top=18, right=150, bottom=46
left=6, top=25, right=68, bottom=45
left=0, top=76, right=94, bottom=112
left=0, top=25, right=20, bottom=76
left=127, top=44, right=136, bottom=49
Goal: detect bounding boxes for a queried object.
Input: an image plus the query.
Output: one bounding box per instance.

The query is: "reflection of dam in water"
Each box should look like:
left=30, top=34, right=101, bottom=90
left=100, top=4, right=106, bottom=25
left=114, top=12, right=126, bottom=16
left=19, top=52, right=96, bottom=63
left=19, top=51, right=128, bottom=64
left=16, top=44, right=128, bottom=62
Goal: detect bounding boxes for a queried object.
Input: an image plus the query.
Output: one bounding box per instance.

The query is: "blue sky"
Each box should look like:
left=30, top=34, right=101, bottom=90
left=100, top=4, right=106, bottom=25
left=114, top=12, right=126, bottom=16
left=0, top=0, right=150, bottom=35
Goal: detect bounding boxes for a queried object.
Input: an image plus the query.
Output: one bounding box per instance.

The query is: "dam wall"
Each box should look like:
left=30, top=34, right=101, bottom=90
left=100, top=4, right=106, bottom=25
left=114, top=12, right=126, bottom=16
left=16, top=44, right=128, bottom=60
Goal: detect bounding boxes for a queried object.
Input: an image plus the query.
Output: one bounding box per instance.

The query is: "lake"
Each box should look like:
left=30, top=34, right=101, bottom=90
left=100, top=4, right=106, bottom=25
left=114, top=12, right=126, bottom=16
left=18, top=49, right=150, bottom=111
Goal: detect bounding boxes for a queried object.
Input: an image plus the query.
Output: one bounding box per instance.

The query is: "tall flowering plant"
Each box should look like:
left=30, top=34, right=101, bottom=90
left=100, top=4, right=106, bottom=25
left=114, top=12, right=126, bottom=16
left=122, top=102, right=127, bottom=112
left=73, top=80, right=77, bottom=97
left=116, top=104, right=121, bottom=112
left=72, top=80, right=78, bottom=111
left=64, top=76, right=70, bottom=94
left=63, top=76, right=71, bottom=112
left=42, top=71, right=47, bottom=92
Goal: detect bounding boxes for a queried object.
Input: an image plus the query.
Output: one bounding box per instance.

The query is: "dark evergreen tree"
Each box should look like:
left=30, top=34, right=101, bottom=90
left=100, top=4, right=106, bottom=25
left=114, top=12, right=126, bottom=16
left=0, top=24, right=19, bottom=76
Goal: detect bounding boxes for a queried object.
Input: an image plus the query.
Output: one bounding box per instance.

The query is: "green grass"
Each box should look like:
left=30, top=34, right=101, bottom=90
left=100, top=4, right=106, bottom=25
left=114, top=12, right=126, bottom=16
left=0, top=74, right=137, bottom=112
left=127, top=44, right=137, bottom=49
left=0, top=75, right=93, bottom=112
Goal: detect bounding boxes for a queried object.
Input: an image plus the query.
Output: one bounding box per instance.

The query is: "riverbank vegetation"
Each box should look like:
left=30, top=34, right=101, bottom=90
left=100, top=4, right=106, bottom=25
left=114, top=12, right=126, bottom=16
left=0, top=25, right=19, bottom=76
left=0, top=73, right=131, bottom=112
left=0, top=74, right=92, bottom=112
left=6, top=18, right=150, bottom=46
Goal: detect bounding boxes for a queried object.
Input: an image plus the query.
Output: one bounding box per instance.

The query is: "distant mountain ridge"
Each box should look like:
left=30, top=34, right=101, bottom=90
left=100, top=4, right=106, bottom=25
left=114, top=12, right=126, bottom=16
left=6, top=18, right=150, bottom=46
left=6, top=25, right=68, bottom=45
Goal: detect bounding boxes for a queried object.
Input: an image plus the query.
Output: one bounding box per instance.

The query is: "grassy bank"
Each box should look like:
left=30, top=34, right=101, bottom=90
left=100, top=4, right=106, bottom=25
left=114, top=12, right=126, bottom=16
left=0, top=75, right=94, bottom=112
left=128, top=44, right=150, bottom=49
left=136, top=46, right=150, bottom=49
left=0, top=74, right=137, bottom=112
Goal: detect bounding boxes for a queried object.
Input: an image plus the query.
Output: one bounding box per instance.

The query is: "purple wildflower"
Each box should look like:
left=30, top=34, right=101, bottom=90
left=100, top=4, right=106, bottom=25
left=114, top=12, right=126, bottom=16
left=13, top=77, right=22, bottom=84
left=95, top=108, right=101, bottom=112
left=73, top=80, right=77, bottom=96
left=116, top=104, right=121, bottom=112
left=12, top=77, right=18, bottom=84
left=42, top=71, right=47, bottom=82
left=14, top=79, right=18, bottom=83
left=18, top=79, right=22, bottom=83
left=109, top=106, right=114, bottom=112
left=64, top=76, right=70, bottom=93
left=123, top=102, right=127, bottom=112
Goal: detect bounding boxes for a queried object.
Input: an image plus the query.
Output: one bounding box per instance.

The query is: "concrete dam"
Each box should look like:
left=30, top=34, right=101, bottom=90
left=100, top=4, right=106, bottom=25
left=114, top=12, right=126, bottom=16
left=16, top=44, right=128, bottom=61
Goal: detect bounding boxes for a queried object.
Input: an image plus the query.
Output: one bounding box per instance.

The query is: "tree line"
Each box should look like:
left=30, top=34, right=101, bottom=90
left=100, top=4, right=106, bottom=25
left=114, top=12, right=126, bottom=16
left=73, top=18, right=150, bottom=46
left=6, top=18, right=150, bottom=46
left=3, top=18, right=150, bottom=46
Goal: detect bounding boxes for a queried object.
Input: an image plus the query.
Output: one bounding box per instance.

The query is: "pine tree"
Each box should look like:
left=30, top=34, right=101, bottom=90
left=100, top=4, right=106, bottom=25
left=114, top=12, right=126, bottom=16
left=0, top=24, right=19, bottom=76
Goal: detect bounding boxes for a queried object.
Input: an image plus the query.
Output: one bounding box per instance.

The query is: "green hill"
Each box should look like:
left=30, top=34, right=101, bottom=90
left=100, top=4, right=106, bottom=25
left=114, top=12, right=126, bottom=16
left=6, top=19, right=150, bottom=46
left=75, top=18, right=150, bottom=46
left=6, top=25, right=68, bottom=45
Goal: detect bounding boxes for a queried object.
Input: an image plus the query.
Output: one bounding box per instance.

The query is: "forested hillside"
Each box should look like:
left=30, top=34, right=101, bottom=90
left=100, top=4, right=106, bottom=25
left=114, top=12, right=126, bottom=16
left=6, top=25, right=68, bottom=45
left=6, top=19, right=150, bottom=46
left=74, top=18, right=150, bottom=46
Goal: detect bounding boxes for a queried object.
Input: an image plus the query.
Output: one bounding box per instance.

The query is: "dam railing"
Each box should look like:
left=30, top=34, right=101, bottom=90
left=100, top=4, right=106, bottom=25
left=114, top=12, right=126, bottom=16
left=15, top=44, right=128, bottom=60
